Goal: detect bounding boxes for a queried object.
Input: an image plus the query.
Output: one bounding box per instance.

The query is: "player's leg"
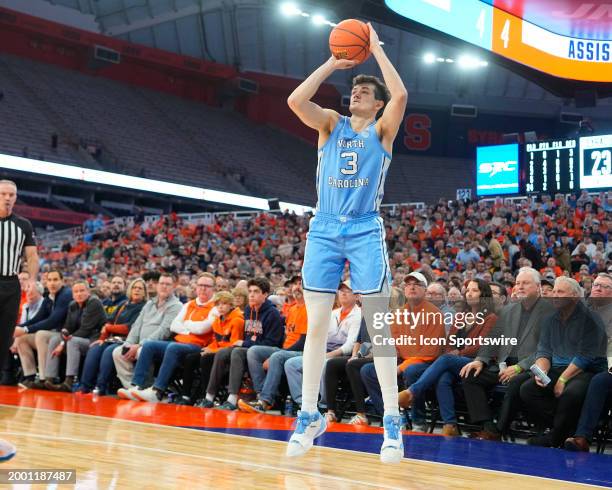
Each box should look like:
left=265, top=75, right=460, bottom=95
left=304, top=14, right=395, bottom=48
left=347, top=217, right=403, bottom=463
left=0, top=280, right=20, bottom=462
left=286, top=217, right=342, bottom=457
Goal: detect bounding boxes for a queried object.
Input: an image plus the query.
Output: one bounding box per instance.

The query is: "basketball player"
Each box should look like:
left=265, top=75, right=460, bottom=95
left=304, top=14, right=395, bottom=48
left=285, top=24, right=407, bottom=463
left=0, top=180, right=38, bottom=461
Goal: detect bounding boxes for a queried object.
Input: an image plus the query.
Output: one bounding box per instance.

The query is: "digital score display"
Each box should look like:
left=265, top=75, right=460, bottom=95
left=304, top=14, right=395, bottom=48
left=524, top=139, right=577, bottom=194
left=580, top=134, right=612, bottom=190
left=385, top=0, right=612, bottom=82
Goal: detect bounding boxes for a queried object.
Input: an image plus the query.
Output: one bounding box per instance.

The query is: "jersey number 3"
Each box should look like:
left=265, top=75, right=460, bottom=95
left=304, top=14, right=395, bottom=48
left=340, top=151, right=358, bottom=175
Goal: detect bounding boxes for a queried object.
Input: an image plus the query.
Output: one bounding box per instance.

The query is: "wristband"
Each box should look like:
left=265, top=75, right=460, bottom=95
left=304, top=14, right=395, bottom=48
left=23, top=326, right=29, bottom=334
left=558, top=375, right=568, bottom=384
left=513, top=365, right=522, bottom=374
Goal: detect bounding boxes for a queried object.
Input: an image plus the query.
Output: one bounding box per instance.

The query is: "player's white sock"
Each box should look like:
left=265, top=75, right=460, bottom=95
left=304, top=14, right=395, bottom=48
left=361, top=286, right=399, bottom=416
left=300, top=290, right=335, bottom=413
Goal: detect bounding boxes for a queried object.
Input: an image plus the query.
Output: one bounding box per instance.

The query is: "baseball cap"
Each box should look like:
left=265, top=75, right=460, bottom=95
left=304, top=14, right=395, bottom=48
left=404, top=272, right=428, bottom=287
left=541, top=278, right=554, bottom=288
left=339, top=279, right=353, bottom=291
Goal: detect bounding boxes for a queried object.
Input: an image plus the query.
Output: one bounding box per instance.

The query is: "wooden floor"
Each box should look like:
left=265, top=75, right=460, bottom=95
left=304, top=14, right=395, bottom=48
left=0, top=404, right=606, bottom=489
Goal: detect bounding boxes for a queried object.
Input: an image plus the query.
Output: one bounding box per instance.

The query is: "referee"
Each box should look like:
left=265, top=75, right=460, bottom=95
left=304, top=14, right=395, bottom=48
left=0, top=179, right=38, bottom=462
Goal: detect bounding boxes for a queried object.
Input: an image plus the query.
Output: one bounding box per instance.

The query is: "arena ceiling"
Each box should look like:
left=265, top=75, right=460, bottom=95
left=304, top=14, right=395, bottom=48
left=34, top=0, right=612, bottom=117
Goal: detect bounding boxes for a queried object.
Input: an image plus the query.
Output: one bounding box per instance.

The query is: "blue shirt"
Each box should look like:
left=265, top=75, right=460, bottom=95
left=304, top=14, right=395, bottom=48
left=316, top=116, right=391, bottom=216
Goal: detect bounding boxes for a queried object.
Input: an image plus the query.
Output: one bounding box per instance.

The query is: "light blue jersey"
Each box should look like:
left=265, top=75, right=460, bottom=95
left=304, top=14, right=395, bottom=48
left=303, top=115, right=392, bottom=295
left=316, top=116, right=392, bottom=217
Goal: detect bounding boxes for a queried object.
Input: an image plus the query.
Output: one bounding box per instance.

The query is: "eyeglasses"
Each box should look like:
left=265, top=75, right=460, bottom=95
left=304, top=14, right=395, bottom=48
left=592, top=283, right=612, bottom=291
left=196, top=284, right=215, bottom=289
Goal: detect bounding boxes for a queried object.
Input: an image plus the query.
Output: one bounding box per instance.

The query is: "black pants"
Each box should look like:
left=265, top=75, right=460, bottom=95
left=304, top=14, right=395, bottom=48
left=206, top=346, right=248, bottom=397
left=0, top=278, right=20, bottom=372
left=181, top=351, right=216, bottom=400
left=463, top=367, right=531, bottom=433
left=325, top=356, right=372, bottom=414
left=520, top=368, right=593, bottom=447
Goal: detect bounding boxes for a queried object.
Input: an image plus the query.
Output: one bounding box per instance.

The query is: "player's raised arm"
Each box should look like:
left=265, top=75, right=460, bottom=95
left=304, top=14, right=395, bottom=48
left=287, top=57, right=356, bottom=136
left=369, top=23, right=408, bottom=147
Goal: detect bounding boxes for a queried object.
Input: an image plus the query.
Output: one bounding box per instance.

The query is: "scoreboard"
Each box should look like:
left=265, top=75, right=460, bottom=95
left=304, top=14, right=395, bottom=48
left=524, top=139, right=577, bottom=194
left=385, top=0, right=612, bottom=82
left=476, top=133, right=612, bottom=196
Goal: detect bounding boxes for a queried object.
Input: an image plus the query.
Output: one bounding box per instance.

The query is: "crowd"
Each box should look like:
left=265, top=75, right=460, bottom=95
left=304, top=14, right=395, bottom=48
left=9, top=189, right=612, bottom=452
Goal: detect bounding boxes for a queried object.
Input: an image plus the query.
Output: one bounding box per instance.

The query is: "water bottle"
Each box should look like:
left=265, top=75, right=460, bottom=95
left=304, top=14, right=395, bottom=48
left=284, top=396, right=294, bottom=416
left=498, top=362, right=507, bottom=372
left=530, top=364, right=551, bottom=386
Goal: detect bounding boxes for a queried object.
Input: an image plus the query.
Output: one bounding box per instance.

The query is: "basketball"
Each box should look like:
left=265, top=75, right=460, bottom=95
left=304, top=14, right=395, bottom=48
left=329, top=19, right=370, bottom=64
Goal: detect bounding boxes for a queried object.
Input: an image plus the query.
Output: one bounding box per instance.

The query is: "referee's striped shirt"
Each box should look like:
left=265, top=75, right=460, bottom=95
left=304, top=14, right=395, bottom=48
left=0, top=213, right=35, bottom=277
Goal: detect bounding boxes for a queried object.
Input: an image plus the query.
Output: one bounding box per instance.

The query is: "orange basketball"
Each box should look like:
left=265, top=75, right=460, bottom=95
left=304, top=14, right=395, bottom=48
left=329, top=19, right=370, bottom=64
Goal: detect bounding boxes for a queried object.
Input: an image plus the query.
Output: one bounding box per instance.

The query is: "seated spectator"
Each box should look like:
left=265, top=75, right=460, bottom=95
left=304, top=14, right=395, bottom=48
left=178, top=291, right=244, bottom=405
left=398, top=279, right=497, bottom=436
left=565, top=272, right=612, bottom=451
left=489, top=282, right=508, bottom=312
left=520, top=276, right=607, bottom=447
left=78, top=278, right=148, bottom=394
left=425, top=282, right=455, bottom=335
left=361, top=272, right=445, bottom=431
left=103, top=275, right=127, bottom=317
left=238, top=282, right=309, bottom=413
left=16, top=271, right=30, bottom=323
left=16, top=281, right=44, bottom=324
left=283, top=281, right=361, bottom=412
left=14, top=270, right=73, bottom=389
left=45, top=281, right=107, bottom=391
left=462, top=267, right=555, bottom=441
left=122, top=273, right=217, bottom=402
left=231, top=287, right=248, bottom=313
left=200, top=277, right=284, bottom=410
left=112, top=273, right=182, bottom=393
left=323, top=317, right=372, bottom=425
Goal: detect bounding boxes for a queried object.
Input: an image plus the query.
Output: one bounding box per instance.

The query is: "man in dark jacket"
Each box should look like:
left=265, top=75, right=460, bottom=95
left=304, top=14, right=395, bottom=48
left=200, top=277, right=284, bottom=410
left=45, top=281, right=106, bottom=391
left=14, top=270, right=73, bottom=388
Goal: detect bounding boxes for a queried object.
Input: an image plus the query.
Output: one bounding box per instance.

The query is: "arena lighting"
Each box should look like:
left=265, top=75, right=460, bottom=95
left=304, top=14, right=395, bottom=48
left=312, top=14, right=327, bottom=25
left=280, top=2, right=301, bottom=16
left=423, top=53, right=436, bottom=64
left=458, top=54, right=487, bottom=69
left=0, top=153, right=284, bottom=211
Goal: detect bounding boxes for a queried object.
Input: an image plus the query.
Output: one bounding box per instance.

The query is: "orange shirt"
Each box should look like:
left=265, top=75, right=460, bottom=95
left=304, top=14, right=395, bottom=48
left=283, top=302, right=308, bottom=349
left=174, top=300, right=216, bottom=347
left=207, top=308, right=245, bottom=352
left=391, top=300, right=446, bottom=372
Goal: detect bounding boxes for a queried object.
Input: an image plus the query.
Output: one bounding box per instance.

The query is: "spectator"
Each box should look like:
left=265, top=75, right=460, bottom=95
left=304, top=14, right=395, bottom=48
left=361, top=272, right=445, bottom=431
left=565, top=272, right=612, bottom=451
left=283, top=280, right=361, bottom=411
left=425, top=282, right=455, bottom=335
left=177, top=291, right=244, bottom=405
left=231, top=287, right=248, bottom=312
left=238, top=282, right=308, bottom=413
left=461, top=267, right=555, bottom=441
left=398, top=279, right=497, bottom=436
left=489, top=281, right=508, bottom=311
left=323, top=317, right=373, bottom=425
left=200, top=277, right=284, bottom=410
left=16, top=281, right=44, bottom=324
left=520, top=277, right=606, bottom=447
left=113, top=273, right=182, bottom=393
left=126, top=273, right=218, bottom=402
left=45, top=281, right=107, bottom=391
left=78, top=278, right=148, bottom=394
left=103, top=275, right=127, bottom=317
left=14, top=270, right=73, bottom=389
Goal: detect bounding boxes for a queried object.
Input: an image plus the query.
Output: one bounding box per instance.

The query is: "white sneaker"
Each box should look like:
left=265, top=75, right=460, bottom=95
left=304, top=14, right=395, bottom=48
left=380, top=415, right=404, bottom=463
left=117, top=387, right=138, bottom=401
left=132, top=386, right=160, bottom=403
left=0, top=439, right=16, bottom=462
left=286, top=410, right=327, bottom=457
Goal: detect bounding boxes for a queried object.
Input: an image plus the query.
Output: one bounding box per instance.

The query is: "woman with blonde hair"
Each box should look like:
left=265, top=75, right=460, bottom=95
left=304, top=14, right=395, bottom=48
left=78, top=278, right=148, bottom=394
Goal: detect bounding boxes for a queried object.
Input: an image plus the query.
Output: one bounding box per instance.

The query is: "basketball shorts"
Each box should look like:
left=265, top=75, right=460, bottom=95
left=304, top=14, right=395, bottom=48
left=302, top=212, right=391, bottom=295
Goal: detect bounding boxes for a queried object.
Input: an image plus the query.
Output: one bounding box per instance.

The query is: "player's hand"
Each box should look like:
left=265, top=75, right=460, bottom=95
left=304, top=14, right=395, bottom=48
left=329, top=56, right=357, bottom=70
left=460, top=360, right=483, bottom=378
left=367, top=23, right=382, bottom=53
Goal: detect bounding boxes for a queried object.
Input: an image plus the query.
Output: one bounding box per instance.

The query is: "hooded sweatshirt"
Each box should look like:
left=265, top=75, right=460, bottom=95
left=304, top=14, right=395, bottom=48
left=242, top=299, right=284, bottom=348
